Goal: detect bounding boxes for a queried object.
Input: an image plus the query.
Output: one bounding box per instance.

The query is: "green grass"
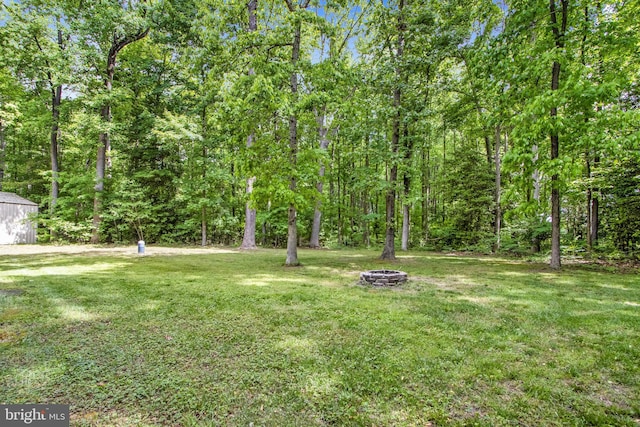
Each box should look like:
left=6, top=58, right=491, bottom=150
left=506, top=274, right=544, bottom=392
left=1, top=247, right=639, bottom=426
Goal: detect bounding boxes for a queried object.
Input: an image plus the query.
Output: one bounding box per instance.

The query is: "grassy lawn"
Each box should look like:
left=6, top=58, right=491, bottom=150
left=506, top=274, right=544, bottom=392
left=1, top=247, right=639, bottom=426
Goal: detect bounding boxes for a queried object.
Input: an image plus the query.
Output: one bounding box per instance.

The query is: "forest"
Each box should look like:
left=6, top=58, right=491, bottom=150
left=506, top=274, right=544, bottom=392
left=0, top=0, right=638, bottom=267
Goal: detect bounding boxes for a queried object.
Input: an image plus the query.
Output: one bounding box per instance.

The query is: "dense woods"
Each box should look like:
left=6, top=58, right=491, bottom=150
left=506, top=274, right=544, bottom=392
left=0, top=0, right=638, bottom=266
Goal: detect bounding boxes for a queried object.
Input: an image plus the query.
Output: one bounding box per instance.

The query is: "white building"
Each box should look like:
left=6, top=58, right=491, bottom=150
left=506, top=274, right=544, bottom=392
left=0, top=192, right=38, bottom=244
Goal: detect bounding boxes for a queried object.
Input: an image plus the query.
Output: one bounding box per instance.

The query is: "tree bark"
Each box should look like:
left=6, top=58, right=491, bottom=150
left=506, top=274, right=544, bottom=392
left=401, top=203, right=410, bottom=250
left=381, top=161, right=397, bottom=259
left=422, top=144, right=430, bottom=242
left=381, top=0, right=405, bottom=260
left=201, top=205, right=207, bottom=246
left=91, top=55, right=114, bottom=244
left=91, top=25, right=149, bottom=244
left=381, top=115, right=399, bottom=259
left=550, top=60, right=561, bottom=268
left=309, top=110, right=331, bottom=248
left=362, top=195, right=370, bottom=246
left=200, top=105, right=209, bottom=246
left=50, top=84, right=61, bottom=214
left=33, top=26, right=65, bottom=227
left=48, top=27, right=65, bottom=215
left=0, top=120, right=5, bottom=191
left=530, top=144, right=542, bottom=252
left=401, top=127, right=412, bottom=251
left=441, top=125, right=446, bottom=224
left=309, top=175, right=325, bottom=248
left=589, top=155, right=600, bottom=247
left=549, top=0, right=567, bottom=269
left=484, top=135, right=492, bottom=166
left=493, top=125, right=501, bottom=252
left=532, top=145, right=541, bottom=203
left=285, top=20, right=302, bottom=266
left=241, top=174, right=258, bottom=248
left=240, top=0, right=258, bottom=250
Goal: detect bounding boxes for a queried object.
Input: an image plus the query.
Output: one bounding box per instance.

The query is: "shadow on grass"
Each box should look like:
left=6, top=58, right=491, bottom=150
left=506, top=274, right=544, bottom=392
left=1, top=248, right=639, bottom=426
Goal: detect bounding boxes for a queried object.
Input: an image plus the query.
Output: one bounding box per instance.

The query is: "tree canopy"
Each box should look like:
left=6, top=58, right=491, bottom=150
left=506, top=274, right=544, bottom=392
left=1, top=0, right=638, bottom=265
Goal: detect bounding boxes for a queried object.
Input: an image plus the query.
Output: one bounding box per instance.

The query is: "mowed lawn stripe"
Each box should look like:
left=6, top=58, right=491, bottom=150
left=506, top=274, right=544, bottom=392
left=1, top=248, right=638, bottom=426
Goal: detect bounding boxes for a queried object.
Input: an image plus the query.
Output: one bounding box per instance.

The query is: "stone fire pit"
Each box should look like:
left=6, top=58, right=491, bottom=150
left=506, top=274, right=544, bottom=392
left=360, top=270, right=408, bottom=287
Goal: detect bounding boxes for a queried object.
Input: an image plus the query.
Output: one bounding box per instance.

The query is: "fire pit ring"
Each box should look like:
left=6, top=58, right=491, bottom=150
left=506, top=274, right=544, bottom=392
left=360, top=270, right=408, bottom=287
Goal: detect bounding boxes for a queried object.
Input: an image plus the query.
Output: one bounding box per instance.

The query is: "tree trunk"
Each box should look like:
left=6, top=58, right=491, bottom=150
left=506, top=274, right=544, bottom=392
left=240, top=0, right=258, bottom=249
left=484, top=135, right=492, bottom=166
left=381, top=105, right=399, bottom=259
left=91, top=25, right=149, bottom=244
left=91, top=56, right=113, bottom=244
left=310, top=110, right=331, bottom=248
left=0, top=120, right=5, bottom=191
left=401, top=203, right=410, bottom=250
left=589, top=155, right=600, bottom=247
left=286, top=203, right=299, bottom=266
left=32, top=26, right=66, bottom=215
left=586, top=175, right=592, bottom=248
left=285, top=21, right=301, bottom=266
left=493, top=125, right=501, bottom=252
left=361, top=146, right=371, bottom=246
left=50, top=84, right=62, bottom=214
left=0, top=120, right=7, bottom=191
left=401, top=127, right=412, bottom=251
left=531, top=144, right=542, bottom=253
left=362, top=196, right=370, bottom=246
left=201, top=205, right=207, bottom=246
left=422, top=143, right=430, bottom=242
left=49, top=27, right=65, bottom=215
left=381, top=163, right=397, bottom=259
left=199, top=105, right=209, bottom=246
left=310, top=193, right=323, bottom=248
left=381, top=0, right=405, bottom=260
left=241, top=175, right=257, bottom=249
left=441, top=126, right=446, bottom=224
left=532, top=145, right=541, bottom=203
left=550, top=61, right=561, bottom=268
left=550, top=158, right=561, bottom=268
left=92, top=120, right=108, bottom=243
left=549, top=0, right=567, bottom=269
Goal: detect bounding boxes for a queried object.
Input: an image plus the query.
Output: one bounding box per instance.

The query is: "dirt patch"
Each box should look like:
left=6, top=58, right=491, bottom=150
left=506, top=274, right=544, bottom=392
left=0, top=244, right=238, bottom=257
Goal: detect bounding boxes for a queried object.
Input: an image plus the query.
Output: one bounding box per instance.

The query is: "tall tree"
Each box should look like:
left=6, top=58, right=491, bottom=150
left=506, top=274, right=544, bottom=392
left=240, top=0, right=259, bottom=249
left=47, top=26, right=65, bottom=214
left=283, top=0, right=312, bottom=265
left=70, top=1, right=151, bottom=243
left=379, top=0, right=406, bottom=260
left=1, top=1, right=71, bottom=213
left=548, top=0, right=567, bottom=269
left=308, top=2, right=362, bottom=248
